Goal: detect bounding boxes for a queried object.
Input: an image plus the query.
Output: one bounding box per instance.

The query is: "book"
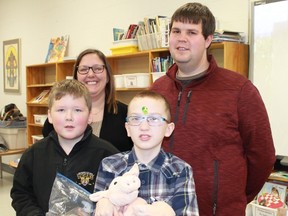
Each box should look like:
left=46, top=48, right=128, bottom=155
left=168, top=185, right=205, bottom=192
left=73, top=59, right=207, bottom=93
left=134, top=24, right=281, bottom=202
left=31, top=90, right=50, bottom=103
left=155, top=16, right=170, bottom=47
left=45, top=35, right=69, bottom=63
left=125, top=24, right=138, bottom=39
left=269, top=171, right=288, bottom=182
left=113, top=28, right=124, bottom=41
left=213, top=29, right=244, bottom=43
left=62, top=56, right=76, bottom=61
left=257, top=182, right=287, bottom=208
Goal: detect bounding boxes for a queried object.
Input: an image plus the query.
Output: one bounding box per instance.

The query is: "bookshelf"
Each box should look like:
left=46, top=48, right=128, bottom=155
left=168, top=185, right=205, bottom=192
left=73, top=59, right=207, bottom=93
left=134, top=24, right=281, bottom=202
left=208, top=42, right=248, bottom=77
left=107, top=48, right=170, bottom=104
left=26, top=61, right=75, bottom=146
left=109, top=42, right=248, bottom=103
left=25, top=42, right=248, bottom=146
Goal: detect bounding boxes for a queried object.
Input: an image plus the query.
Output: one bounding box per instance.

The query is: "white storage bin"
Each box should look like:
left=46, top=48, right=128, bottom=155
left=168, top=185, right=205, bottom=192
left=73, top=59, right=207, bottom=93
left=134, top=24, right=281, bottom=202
left=114, top=75, right=125, bottom=88
left=34, top=114, right=48, bottom=125
left=124, top=73, right=150, bottom=88
left=0, top=127, right=27, bottom=149
left=151, top=72, right=166, bottom=82
left=249, top=201, right=280, bottom=216
left=112, top=39, right=138, bottom=47
left=31, top=135, right=44, bottom=144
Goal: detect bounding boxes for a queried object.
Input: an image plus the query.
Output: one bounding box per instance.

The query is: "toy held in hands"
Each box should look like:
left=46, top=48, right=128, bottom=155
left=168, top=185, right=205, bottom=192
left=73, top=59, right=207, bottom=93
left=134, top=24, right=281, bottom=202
left=89, top=163, right=175, bottom=216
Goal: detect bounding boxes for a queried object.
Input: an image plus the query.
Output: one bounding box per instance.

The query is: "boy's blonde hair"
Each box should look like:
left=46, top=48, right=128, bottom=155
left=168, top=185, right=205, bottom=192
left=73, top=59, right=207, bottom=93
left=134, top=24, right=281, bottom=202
left=48, top=79, right=92, bottom=111
left=129, top=91, right=172, bottom=122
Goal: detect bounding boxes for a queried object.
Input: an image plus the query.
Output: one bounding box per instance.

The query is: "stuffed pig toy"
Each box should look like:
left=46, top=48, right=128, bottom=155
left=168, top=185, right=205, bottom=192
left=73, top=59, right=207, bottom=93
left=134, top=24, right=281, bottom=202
left=89, top=163, right=175, bottom=216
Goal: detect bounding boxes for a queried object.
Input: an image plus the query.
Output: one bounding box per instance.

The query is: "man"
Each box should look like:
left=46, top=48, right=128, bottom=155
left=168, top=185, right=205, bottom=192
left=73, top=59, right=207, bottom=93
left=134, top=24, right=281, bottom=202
left=150, top=2, right=275, bottom=215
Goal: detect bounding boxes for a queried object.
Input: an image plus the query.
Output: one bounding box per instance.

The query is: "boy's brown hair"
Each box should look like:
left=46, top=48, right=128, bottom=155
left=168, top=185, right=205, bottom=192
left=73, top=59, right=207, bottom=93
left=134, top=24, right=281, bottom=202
left=48, top=79, right=92, bottom=111
left=170, top=2, right=215, bottom=39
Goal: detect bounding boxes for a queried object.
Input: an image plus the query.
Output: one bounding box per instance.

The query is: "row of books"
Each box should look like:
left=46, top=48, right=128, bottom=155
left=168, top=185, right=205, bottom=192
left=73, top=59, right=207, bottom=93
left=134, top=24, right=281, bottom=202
left=112, top=16, right=170, bottom=49
left=212, top=29, right=245, bottom=43
left=152, top=56, right=173, bottom=72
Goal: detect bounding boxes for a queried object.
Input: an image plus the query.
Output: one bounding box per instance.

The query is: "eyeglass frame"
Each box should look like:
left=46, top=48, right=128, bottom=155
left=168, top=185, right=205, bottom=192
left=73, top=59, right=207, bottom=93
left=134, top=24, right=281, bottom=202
left=126, top=115, right=169, bottom=126
left=77, top=64, right=106, bottom=75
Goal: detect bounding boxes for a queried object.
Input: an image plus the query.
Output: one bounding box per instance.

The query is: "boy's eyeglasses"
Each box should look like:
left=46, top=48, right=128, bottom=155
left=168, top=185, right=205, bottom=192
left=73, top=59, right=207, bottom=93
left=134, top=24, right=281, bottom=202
left=77, top=64, right=105, bottom=74
left=126, top=115, right=168, bottom=126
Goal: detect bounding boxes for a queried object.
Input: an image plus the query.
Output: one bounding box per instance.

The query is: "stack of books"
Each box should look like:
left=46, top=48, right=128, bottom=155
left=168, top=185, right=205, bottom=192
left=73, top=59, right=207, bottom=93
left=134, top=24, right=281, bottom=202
left=213, top=30, right=245, bottom=43
left=112, top=16, right=170, bottom=51
left=152, top=55, right=173, bottom=72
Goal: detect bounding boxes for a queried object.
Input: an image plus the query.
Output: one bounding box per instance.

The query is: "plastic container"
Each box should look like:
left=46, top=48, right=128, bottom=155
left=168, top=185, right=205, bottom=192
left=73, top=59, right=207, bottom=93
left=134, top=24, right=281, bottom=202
left=110, top=45, right=138, bottom=55
left=249, top=201, right=278, bottom=216
left=151, top=72, right=166, bottom=82
left=31, top=135, right=44, bottom=144
left=110, top=39, right=138, bottom=55
left=114, top=75, right=125, bottom=88
left=34, top=114, right=48, bottom=125
left=124, top=73, right=150, bottom=88
left=112, top=39, right=138, bottom=47
left=137, top=32, right=168, bottom=51
left=0, top=127, right=27, bottom=149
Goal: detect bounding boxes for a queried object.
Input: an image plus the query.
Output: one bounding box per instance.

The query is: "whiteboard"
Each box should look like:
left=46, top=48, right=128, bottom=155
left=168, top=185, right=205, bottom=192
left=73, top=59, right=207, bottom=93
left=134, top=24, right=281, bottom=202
left=250, top=0, right=288, bottom=156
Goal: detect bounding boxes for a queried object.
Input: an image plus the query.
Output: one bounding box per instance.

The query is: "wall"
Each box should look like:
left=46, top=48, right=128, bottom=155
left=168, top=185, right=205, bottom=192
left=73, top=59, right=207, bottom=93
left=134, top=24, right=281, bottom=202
left=0, top=0, right=249, bottom=115
left=250, top=0, right=288, bottom=156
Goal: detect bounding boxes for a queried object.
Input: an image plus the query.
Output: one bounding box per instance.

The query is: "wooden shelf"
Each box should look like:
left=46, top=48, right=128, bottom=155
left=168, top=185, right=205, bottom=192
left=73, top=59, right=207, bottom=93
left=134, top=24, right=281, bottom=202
left=25, top=42, right=248, bottom=145
left=26, top=62, right=74, bottom=146
left=0, top=148, right=26, bottom=178
left=209, top=42, right=249, bottom=78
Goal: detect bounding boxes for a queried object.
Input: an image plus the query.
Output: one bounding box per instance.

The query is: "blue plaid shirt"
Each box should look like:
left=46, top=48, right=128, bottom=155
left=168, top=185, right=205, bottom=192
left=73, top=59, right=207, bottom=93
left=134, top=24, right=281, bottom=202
left=94, top=148, right=199, bottom=216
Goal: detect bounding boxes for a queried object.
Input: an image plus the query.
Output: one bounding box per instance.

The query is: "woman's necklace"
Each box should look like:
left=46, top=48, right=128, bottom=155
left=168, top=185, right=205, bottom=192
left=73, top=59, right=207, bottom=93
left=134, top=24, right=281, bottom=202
left=92, top=110, right=102, bottom=116
left=91, top=109, right=103, bottom=123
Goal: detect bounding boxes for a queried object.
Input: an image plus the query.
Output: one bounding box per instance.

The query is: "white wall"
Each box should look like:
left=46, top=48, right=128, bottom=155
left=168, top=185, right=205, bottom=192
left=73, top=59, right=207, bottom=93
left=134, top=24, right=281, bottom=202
left=0, top=0, right=249, bottom=115
left=250, top=0, right=288, bottom=156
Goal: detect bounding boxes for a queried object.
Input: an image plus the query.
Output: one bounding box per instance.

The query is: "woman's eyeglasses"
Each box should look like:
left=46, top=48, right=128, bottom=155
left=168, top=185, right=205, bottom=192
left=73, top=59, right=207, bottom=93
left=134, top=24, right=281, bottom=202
left=77, top=64, right=105, bottom=74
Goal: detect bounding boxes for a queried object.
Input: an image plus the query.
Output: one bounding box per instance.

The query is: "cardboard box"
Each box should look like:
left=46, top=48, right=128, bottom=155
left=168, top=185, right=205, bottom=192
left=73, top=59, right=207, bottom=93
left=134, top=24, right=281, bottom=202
left=114, top=75, right=125, bottom=88
left=151, top=72, right=166, bottom=82
left=34, top=114, right=48, bottom=125
left=250, top=201, right=278, bottom=216
left=124, top=73, right=150, bottom=88
left=0, top=127, right=27, bottom=149
left=31, top=135, right=44, bottom=144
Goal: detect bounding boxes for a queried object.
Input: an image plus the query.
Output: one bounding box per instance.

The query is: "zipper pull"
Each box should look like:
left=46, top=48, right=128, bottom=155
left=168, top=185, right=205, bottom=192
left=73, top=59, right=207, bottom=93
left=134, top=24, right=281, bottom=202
left=213, top=203, right=217, bottom=215
left=187, top=90, right=192, bottom=103
left=177, top=91, right=182, bottom=106
left=63, top=158, right=68, bottom=166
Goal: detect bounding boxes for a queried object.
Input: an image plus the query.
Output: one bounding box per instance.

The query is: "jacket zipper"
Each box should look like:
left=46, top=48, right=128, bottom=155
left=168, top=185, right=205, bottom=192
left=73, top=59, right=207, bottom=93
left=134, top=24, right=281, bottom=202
left=169, top=90, right=182, bottom=153
left=182, top=90, right=192, bottom=123
left=212, top=160, right=219, bottom=215
left=174, top=90, right=182, bottom=124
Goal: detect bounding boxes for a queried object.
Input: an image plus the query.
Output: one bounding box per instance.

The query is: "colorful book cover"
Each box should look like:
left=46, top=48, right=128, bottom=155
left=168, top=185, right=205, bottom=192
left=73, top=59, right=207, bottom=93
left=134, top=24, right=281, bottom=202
left=45, top=35, right=69, bottom=63
left=113, top=28, right=124, bottom=41
left=257, top=181, right=287, bottom=208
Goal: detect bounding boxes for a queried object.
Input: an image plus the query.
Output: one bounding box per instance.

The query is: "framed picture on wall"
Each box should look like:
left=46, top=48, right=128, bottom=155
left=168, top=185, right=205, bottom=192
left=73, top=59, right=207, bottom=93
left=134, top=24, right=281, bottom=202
left=3, top=38, right=21, bottom=93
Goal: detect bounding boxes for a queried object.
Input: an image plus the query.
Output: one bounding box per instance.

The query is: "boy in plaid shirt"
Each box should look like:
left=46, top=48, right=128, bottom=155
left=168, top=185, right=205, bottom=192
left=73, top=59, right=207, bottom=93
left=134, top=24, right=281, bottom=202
left=94, top=91, right=199, bottom=216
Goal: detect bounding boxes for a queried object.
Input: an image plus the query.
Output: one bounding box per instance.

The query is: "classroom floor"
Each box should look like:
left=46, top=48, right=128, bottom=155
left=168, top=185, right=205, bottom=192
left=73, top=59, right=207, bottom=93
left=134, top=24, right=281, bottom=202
left=0, top=172, right=16, bottom=215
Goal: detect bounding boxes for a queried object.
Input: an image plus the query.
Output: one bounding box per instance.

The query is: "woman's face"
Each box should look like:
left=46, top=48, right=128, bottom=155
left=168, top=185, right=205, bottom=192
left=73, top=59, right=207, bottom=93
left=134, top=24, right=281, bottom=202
left=76, top=53, right=108, bottom=99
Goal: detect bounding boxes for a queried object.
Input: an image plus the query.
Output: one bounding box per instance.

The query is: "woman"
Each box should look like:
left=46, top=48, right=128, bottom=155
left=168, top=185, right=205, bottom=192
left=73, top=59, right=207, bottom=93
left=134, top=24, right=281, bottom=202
left=42, top=49, right=133, bottom=151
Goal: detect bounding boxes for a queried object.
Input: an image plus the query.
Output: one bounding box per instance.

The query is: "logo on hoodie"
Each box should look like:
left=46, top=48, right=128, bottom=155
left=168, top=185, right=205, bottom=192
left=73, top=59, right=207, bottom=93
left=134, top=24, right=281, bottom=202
left=77, top=172, right=94, bottom=186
